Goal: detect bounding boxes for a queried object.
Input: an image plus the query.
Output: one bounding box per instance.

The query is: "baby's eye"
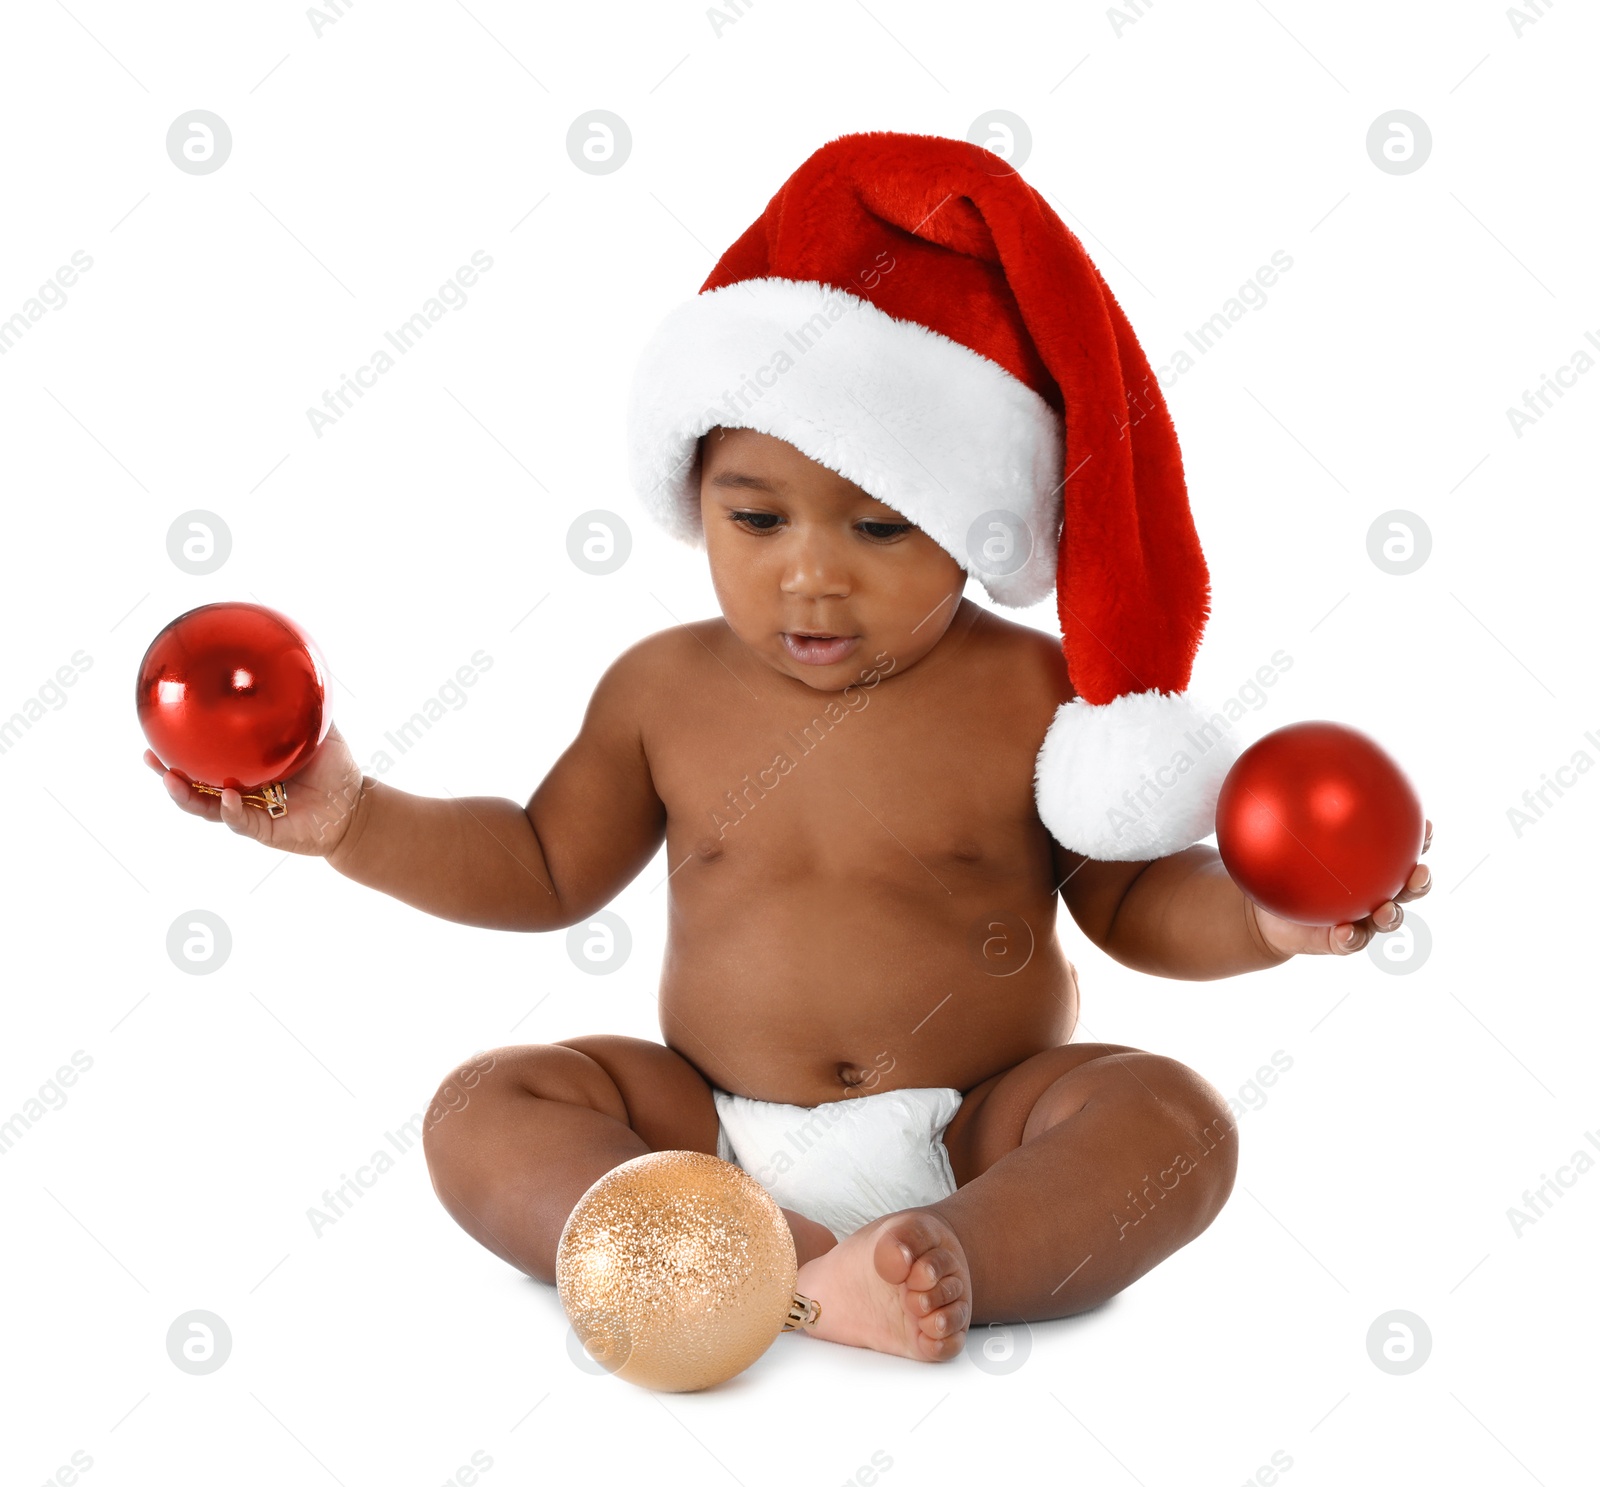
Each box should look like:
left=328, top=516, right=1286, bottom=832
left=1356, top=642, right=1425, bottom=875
left=858, top=520, right=913, bottom=541
left=729, top=511, right=781, bottom=532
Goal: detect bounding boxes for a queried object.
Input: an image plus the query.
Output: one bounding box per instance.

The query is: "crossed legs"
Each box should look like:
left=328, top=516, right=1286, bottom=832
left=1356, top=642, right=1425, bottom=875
left=420, top=1035, right=1238, bottom=1361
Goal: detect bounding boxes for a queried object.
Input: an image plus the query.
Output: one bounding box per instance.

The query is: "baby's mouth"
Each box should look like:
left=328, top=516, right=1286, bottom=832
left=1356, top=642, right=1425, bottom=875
left=781, top=632, right=860, bottom=666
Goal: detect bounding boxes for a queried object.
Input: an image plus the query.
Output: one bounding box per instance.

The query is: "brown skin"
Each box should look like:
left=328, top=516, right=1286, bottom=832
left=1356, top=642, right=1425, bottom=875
left=144, top=426, right=1433, bottom=1361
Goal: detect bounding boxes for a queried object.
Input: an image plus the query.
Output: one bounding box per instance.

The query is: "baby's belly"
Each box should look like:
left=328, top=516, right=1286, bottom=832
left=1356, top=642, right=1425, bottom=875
left=658, top=878, right=1079, bottom=1106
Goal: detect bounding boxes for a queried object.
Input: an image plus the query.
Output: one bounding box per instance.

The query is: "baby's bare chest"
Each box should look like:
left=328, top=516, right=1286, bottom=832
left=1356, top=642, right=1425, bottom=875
left=648, top=672, right=1048, bottom=878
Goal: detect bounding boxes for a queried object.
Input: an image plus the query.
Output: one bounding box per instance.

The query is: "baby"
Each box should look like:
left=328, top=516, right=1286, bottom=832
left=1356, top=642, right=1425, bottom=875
left=145, top=132, right=1432, bottom=1364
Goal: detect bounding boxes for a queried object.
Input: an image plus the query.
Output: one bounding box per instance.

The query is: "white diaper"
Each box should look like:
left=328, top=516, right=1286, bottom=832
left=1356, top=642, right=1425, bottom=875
left=712, top=1084, right=963, bottom=1243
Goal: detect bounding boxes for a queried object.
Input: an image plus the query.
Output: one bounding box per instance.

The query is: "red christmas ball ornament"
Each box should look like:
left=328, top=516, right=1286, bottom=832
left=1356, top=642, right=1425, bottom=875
left=1215, top=721, right=1424, bottom=928
left=136, top=602, right=330, bottom=818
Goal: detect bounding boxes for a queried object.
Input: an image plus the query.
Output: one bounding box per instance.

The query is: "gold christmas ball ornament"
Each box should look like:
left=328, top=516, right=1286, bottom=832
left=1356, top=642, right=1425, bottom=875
left=556, top=1150, right=821, bottom=1392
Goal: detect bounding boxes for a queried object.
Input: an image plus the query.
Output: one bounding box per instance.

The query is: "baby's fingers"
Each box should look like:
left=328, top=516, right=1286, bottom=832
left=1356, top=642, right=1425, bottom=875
left=1333, top=897, right=1409, bottom=955
left=157, top=763, right=223, bottom=822
left=217, top=787, right=273, bottom=843
left=1394, top=861, right=1432, bottom=904
left=1331, top=921, right=1372, bottom=954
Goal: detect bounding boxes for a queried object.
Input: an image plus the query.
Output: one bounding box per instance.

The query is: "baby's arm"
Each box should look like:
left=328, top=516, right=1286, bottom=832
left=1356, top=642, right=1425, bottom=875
left=147, top=641, right=666, bottom=932
left=327, top=644, right=666, bottom=930
left=1054, top=832, right=1432, bottom=980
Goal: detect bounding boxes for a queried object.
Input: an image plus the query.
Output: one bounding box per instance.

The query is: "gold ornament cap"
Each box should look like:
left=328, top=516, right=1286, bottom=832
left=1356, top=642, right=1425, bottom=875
left=185, top=780, right=288, bottom=817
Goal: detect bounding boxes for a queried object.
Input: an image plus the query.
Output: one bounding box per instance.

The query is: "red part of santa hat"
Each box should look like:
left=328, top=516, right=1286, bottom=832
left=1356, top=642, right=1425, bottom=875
left=627, top=129, right=1237, bottom=860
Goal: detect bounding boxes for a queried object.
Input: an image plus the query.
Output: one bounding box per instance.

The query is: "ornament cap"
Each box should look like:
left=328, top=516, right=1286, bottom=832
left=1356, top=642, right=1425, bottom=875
left=782, top=1292, right=821, bottom=1331
left=185, top=780, right=289, bottom=817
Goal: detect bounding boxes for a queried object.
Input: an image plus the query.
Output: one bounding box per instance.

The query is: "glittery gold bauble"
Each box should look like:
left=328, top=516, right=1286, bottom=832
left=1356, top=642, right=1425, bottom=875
left=557, top=1150, right=813, bottom=1392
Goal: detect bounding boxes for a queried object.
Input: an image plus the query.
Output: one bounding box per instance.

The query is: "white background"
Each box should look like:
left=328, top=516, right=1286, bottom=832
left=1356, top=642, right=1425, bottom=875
left=2, top=0, right=1596, bottom=1483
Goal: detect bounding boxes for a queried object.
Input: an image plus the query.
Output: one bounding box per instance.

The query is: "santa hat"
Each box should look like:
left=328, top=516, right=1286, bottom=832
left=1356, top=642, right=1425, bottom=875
left=625, top=129, right=1238, bottom=861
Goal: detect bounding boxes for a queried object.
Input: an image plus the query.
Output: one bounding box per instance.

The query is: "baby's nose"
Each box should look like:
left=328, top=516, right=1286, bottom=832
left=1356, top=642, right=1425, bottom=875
left=779, top=545, right=853, bottom=599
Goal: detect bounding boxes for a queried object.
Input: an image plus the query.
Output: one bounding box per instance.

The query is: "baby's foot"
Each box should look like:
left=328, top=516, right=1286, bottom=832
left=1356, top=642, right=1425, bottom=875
left=793, top=1208, right=971, bottom=1362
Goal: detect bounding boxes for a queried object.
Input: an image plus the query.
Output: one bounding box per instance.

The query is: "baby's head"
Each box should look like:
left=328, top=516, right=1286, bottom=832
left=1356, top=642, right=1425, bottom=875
left=695, top=426, right=967, bottom=690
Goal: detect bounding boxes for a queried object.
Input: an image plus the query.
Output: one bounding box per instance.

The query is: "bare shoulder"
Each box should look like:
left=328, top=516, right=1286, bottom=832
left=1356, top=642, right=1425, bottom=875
left=959, top=602, right=1075, bottom=722
left=602, top=617, right=727, bottom=684
left=586, top=617, right=733, bottom=727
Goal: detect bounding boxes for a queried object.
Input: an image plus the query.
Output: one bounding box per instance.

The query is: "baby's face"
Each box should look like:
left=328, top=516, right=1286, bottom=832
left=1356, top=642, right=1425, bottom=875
left=697, top=427, right=967, bottom=690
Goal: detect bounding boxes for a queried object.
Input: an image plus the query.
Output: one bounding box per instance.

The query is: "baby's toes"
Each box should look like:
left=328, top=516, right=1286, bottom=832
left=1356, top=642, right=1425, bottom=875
left=916, top=1297, right=972, bottom=1358
left=908, top=1269, right=965, bottom=1317
left=871, top=1211, right=949, bottom=1286
left=907, top=1245, right=963, bottom=1293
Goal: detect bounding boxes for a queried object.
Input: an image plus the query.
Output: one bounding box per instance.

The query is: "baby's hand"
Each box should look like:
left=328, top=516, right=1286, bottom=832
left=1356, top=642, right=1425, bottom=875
left=1250, top=818, right=1433, bottom=959
left=143, top=722, right=367, bottom=859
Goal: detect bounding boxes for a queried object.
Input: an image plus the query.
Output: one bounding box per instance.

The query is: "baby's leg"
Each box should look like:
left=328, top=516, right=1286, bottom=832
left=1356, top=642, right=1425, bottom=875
left=796, top=1043, right=1237, bottom=1360
left=422, top=1035, right=836, bottom=1283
